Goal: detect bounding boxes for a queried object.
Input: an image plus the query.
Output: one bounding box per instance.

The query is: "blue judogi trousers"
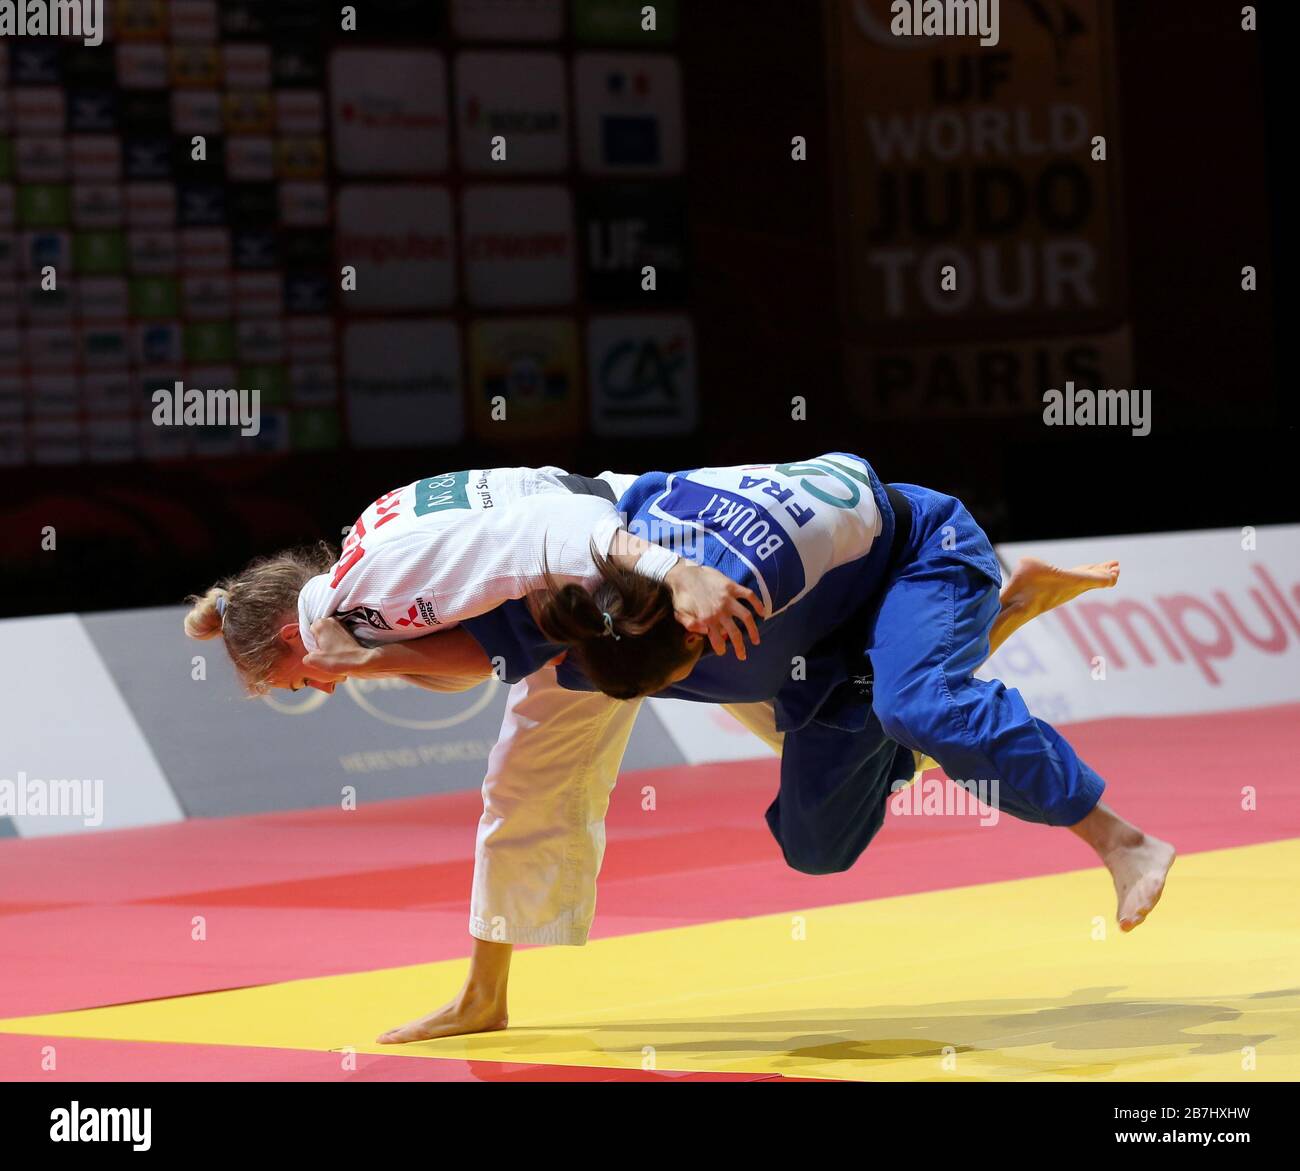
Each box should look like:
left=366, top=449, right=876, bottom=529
left=766, top=483, right=1107, bottom=875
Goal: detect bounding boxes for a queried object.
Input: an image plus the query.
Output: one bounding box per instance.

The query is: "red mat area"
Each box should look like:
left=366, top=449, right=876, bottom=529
left=0, top=1034, right=782, bottom=1082
left=1, top=704, right=1297, bottom=1023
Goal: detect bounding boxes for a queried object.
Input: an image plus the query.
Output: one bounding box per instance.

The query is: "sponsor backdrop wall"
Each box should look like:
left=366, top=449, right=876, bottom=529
left=0, top=0, right=694, bottom=466
left=3, top=523, right=1298, bottom=837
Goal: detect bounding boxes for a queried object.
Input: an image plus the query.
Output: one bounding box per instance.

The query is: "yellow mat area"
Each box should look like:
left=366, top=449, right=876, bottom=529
left=3, top=840, right=1298, bottom=1081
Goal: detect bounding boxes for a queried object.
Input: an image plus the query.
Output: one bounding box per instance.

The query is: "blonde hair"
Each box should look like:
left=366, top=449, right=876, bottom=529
left=184, top=543, right=336, bottom=694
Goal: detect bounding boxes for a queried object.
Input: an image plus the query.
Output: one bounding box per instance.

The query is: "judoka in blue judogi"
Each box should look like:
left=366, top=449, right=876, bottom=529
left=464, top=453, right=1106, bottom=874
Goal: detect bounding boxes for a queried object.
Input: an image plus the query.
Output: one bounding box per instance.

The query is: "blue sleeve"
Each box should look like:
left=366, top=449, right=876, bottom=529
left=460, top=601, right=565, bottom=685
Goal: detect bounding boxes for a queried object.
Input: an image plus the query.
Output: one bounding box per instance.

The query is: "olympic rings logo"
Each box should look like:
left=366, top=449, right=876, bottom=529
left=260, top=675, right=501, bottom=730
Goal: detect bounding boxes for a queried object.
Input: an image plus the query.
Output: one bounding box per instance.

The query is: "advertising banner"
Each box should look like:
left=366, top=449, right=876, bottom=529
left=827, top=0, right=1132, bottom=419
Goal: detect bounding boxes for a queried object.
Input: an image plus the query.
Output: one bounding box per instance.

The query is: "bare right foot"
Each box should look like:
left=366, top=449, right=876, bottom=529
left=1002, top=556, right=1120, bottom=621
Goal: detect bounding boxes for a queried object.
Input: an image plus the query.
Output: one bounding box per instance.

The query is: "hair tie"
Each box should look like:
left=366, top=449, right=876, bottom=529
left=602, top=611, right=621, bottom=640
left=215, top=594, right=228, bottom=621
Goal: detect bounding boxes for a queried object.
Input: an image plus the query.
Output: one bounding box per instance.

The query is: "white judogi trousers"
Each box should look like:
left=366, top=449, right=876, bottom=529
left=468, top=468, right=784, bottom=946
left=468, top=662, right=783, bottom=946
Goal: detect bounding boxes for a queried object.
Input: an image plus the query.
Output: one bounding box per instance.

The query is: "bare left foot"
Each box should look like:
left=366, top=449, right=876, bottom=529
left=1070, top=803, right=1176, bottom=931
left=1002, top=556, right=1120, bottom=621
left=376, top=991, right=508, bottom=1043
left=1104, top=833, right=1176, bottom=931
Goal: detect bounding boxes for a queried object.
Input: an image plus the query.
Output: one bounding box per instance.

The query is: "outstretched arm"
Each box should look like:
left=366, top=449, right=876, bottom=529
left=302, top=620, right=495, bottom=691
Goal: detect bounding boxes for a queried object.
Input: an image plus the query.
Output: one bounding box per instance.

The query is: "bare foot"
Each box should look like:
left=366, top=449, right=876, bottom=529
left=1104, top=833, right=1176, bottom=932
left=1070, top=802, right=1176, bottom=932
left=376, top=992, right=508, bottom=1043
left=1002, top=556, right=1120, bottom=620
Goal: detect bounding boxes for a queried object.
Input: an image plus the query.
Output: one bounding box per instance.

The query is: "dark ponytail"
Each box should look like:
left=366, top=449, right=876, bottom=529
left=533, top=545, right=695, bottom=700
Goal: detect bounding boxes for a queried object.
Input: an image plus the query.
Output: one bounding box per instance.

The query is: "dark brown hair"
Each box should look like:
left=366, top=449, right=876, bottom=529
left=532, top=546, right=696, bottom=700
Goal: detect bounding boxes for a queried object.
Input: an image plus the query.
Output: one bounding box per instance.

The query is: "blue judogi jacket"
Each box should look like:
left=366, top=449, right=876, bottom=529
left=461, top=453, right=999, bottom=734
left=466, top=455, right=1102, bottom=874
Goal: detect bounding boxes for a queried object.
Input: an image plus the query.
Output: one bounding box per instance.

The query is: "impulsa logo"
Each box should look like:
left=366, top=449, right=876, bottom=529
left=1054, top=563, right=1300, bottom=687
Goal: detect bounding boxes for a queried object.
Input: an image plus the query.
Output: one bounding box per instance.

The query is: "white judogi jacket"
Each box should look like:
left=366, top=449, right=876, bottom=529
left=298, top=467, right=630, bottom=652
left=293, top=465, right=697, bottom=947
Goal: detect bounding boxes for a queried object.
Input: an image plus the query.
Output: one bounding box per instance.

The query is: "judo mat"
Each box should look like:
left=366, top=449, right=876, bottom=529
left=1, top=703, right=1297, bottom=1082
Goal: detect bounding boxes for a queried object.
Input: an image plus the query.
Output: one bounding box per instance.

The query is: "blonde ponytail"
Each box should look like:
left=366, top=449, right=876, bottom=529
left=184, top=587, right=228, bottom=640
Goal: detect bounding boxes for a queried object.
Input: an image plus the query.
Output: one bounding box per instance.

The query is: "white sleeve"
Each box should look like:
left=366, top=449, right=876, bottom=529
left=470, top=666, right=642, bottom=946
left=296, top=573, right=339, bottom=651
left=307, top=492, right=627, bottom=648
left=432, top=491, right=625, bottom=609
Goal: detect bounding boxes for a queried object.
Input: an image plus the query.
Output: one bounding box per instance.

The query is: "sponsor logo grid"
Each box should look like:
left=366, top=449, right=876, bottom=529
left=0, top=0, right=340, bottom=463
left=0, top=1, right=696, bottom=463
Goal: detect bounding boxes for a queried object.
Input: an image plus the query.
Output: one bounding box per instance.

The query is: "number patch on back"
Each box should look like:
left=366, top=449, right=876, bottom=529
left=413, top=471, right=471, bottom=516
